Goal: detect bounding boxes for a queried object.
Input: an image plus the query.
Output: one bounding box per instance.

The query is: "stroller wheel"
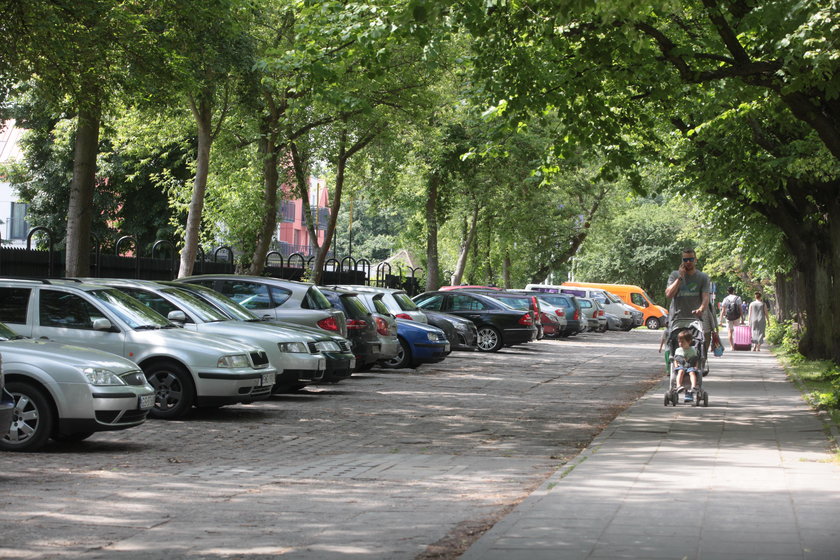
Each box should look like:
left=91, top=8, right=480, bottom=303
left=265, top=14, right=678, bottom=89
left=703, top=392, right=709, bottom=407
left=670, top=391, right=678, bottom=406
left=664, top=393, right=670, bottom=406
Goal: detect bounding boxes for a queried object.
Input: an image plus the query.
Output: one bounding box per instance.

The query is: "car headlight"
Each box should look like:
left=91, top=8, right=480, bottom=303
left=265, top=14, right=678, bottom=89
left=81, top=367, right=126, bottom=386
left=314, top=340, right=341, bottom=352
left=278, top=341, right=308, bottom=353
left=427, top=332, right=440, bottom=342
left=217, top=354, right=250, bottom=368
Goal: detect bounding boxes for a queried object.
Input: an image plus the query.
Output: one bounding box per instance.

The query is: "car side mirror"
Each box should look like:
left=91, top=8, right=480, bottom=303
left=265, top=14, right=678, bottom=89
left=92, top=318, right=115, bottom=332
left=261, top=314, right=272, bottom=321
left=167, top=310, right=187, bottom=324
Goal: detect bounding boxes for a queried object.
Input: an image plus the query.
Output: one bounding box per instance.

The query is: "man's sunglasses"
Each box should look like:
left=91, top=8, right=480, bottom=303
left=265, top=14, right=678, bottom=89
left=682, top=257, right=695, bottom=262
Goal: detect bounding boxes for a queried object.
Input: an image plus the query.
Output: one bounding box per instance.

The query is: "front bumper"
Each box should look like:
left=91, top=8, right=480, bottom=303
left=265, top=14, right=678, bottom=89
left=316, top=352, right=357, bottom=383
left=195, top=366, right=278, bottom=403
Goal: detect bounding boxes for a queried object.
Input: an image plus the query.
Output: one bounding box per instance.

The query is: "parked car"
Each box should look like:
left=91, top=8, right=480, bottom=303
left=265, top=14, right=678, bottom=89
left=578, top=297, right=607, bottom=332
left=0, top=320, right=154, bottom=451
left=514, top=291, right=583, bottom=336
left=163, top=281, right=356, bottom=387
left=383, top=319, right=450, bottom=369
left=0, top=279, right=276, bottom=419
left=464, top=289, right=544, bottom=340
left=415, top=310, right=477, bottom=351
left=339, top=286, right=429, bottom=322
left=86, top=278, right=331, bottom=393
left=320, top=287, right=386, bottom=372
left=604, top=312, right=623, bottom=331
left=438, top=285, right=501, bottom=291
left=176, top=275, right=348, bottom=337
left=412, top=291, right=537, bottom=352
left=559, top=282, right=668, bottom=329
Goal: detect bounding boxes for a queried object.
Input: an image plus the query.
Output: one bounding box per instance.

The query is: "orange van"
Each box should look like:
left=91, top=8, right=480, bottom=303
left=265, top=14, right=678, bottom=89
left=562, top=282, right=669, bottom=330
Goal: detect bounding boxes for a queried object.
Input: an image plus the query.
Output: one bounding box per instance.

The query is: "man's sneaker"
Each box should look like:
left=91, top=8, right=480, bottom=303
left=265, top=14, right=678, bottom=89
left=677, top=386, right=685, bottom=393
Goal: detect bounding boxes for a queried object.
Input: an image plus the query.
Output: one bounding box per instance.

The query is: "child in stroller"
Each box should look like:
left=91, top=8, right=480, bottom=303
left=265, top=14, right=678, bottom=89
left=664, top=321, right=709, bottom=407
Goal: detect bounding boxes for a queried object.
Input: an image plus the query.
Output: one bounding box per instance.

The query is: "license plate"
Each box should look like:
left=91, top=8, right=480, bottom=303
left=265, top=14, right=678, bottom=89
left=444, top=343, right=451, bottom=352
left=261, top=372, right=276, bottom=386
left=349, top=357, right=356, bottom=369
left=139, top=394, right=155, bottom=410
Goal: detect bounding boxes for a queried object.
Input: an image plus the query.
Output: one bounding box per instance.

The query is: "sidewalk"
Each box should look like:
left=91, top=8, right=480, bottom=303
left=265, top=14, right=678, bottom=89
left=462, top=347, right=840, bottom=560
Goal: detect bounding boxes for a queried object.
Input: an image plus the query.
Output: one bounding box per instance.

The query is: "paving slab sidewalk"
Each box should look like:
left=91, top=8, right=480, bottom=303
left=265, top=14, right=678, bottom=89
left=462, top=346, right=840, bottom=560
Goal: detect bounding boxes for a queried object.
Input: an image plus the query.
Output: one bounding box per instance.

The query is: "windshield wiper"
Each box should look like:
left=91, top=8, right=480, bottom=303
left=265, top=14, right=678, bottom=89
left=134, top=325, right=162, bottom=330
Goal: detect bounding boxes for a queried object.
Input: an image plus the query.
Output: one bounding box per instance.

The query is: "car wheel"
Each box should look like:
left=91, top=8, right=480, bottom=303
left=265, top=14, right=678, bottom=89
left=476, top=326, right=503, bottom=352
left=645, top=316, right=661, bottom=330
left=1, top=381, right=55, bottom=452
left=383, top=338, right=412, bottom=369
left=53, top=431, right=95, bottom=442
left=144, top=362, right=196, bottom=420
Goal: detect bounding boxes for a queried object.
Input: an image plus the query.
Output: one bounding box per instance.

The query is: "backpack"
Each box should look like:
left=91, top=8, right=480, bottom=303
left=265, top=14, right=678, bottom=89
left=725, top=298, right=741, bottom=320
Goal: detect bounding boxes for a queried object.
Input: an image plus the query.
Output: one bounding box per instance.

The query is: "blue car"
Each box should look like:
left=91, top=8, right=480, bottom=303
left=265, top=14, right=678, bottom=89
left=382, top=319, right=449, bottom=369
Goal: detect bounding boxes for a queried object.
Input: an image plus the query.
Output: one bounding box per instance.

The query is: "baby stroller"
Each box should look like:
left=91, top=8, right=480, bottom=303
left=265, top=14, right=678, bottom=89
left=663, top=320, right=709, bottom=407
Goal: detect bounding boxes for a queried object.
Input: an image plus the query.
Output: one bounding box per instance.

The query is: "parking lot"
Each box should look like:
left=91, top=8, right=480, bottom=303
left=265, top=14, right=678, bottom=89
left=0, top=329, right=663, bottom=560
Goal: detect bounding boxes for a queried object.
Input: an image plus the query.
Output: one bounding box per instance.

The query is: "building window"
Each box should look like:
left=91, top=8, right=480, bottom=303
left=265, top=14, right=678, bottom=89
left=279, top=201, right=295, bottom=223
left=8, top=202, right=29, bottom=240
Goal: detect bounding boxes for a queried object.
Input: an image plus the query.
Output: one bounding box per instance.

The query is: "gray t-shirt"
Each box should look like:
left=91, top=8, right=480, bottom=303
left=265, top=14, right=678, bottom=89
left=667, top=269, right=711, bottom=329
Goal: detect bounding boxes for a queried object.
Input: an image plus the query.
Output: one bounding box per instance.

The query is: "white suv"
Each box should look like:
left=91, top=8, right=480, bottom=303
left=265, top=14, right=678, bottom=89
left=0, top=279, right=277, bottom=419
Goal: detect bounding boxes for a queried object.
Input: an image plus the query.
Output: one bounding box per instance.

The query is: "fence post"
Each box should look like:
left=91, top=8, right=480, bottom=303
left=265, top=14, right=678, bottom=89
left=376, top=262, right=391, bottom=288
left=90, top=233, right=101, bottom=278
left=26, top=226, right=56, bottom=277
left=408, top=266, right=424, bottom=296
left=152, top=239, right=177, bottom=278
left=356, top=258, right=371, bottom=286
left=194, top=246, right=206, bottom=276
left=340, top=256, right=356, bottom=285
left=213, top=246, right=235, bottom=273
left=116, top=235, right=140, bottom=278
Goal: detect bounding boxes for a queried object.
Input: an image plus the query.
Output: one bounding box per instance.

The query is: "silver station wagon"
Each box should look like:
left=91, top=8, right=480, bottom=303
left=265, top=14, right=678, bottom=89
left=84, top=278, right=330, bottom=393
left=0, top=279, right=277, bottom=419
left=0, top=321, right=154, bottom=451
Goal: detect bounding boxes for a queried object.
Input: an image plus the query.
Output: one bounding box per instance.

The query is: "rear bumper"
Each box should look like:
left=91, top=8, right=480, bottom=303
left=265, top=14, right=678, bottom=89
left=501, top=328, right=536, bottom=346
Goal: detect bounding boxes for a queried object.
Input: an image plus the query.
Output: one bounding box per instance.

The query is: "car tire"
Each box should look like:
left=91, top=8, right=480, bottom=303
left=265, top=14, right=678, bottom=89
left=382, top=338, right=412, bottom=369
left=144, top=362, right=196, bottom=420
left=476, top=326, right=503, bottom=352
left=645, top=317, right=661, bottom=330
left=1, top=381, right=55, bottom=452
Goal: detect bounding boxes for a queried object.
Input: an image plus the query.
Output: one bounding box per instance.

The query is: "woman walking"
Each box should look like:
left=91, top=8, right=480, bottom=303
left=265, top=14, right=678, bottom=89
left=748, top=292, right=768, bottom=351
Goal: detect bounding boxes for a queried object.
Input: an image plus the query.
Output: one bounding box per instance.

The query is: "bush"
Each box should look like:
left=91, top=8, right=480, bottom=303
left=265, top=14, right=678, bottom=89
left=766, top=317, right=803, bottom=360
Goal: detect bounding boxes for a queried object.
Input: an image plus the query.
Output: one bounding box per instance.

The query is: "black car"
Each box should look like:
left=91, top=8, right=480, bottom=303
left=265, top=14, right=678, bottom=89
left=412, top=291, right=537, bottom=352
left=422, top=310, right=477, bottom=351
left=320, top=287, right=382, bottom=372
left=165, top=281, right=357, bottom=387
left=526, top=292, right=584, bottom=336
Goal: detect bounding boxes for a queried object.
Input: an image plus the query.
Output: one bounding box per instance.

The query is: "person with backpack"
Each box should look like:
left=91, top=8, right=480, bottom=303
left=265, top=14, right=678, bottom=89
left=718, top=286, right=743, bottom=351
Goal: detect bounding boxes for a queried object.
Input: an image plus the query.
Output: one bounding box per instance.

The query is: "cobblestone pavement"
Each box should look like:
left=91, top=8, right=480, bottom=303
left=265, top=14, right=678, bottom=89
left=0, top=329, right=664, bottom=559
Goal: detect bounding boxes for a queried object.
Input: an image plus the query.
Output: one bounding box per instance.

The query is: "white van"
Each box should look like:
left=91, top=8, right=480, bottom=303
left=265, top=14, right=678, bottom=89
left=524, top=284, right=636, bottom=331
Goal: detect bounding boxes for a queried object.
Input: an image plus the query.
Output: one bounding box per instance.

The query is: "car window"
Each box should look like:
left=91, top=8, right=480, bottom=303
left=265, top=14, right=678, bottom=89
left=217, top=280, right=273, bottom=309
left=392, top=292, right=418, bottom=311
left=302, top=286, right=332, bottom=310
left=414, top=294, right=444, bottom=311
left=560, top=288, right=586, bottom=297
left=39, top=290, right=107, bottom=329
left=88, top=289, right=170, bottom=329
left=174, top=283, right=257, bottom=321
left=593, top=294, right=608, bottom=304
left=579, top=299, right=592, bottom=309
left=163, top=287, right=232, bottom=321
left=492, top=296, right=530, bottom=310
left=537, top=295, right=569, bottom=308
left=120, top=288, right=184, bottom=321
left=631, top=293, right=646, bottom=307
left=372, top=296, right=391, bottom=316
left=606, top=292, right=623, bottom=303
left=0, top=322, right=21, bottom=340
left=0, top=287, right=31, bottom=324
left=341, top=295, right=370, bottom=319
left=450, top=295, right=488, bottom=311
left=269, top=286, right=292, bottom=306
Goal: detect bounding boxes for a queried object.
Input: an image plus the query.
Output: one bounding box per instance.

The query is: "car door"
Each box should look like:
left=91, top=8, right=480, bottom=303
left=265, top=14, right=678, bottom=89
left=33, top=288, right=126, bottom=355
left=118, top=287, right=200, bottom=333
left=445, top=294, right=491, bottom=325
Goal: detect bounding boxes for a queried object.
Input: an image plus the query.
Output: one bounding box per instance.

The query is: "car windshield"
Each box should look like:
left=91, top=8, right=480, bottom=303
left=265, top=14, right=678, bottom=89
left=303, top=286, right=333, bottom=310
left=162, top=287, right=231, bottom=322
left=88, top=289, right=171, bottom=329
left=393, top=292, right=418, bottom=311
left=492, top=295, right=531, bottom=311
left=606, top=292, right=623, bottom=303
left=341, top=295, right=370, bottom=319
left=175, top=284, right=258, bottom=321
left=372, top=296, right=391, bottom=316
left=536, top=295, right=567, bottom=307
left=0, top=322, right=25, bottom=341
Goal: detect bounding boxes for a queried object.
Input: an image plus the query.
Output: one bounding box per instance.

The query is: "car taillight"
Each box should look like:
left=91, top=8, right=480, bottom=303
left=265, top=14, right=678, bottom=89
left=598, top=310, right=605, bottom=317
left=518, top=313, right=533, bottom=326
left=555, top=309, right=565, bottom=317
left=573, top=310, right=579, bottom=320
left=317, top=316, right=339, bottom=332
left=346, top=318, right=367, bottom=330
left=395, top=313, right=413, bottom=320
left=374, top=316, right=389, bottom=336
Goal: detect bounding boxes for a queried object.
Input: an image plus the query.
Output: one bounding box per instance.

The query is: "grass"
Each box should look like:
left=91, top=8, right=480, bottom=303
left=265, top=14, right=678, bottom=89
left=769, top=319, right=840, bottom=463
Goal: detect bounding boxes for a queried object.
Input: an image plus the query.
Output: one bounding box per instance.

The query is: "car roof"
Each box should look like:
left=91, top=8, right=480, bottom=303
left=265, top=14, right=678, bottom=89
left=0, top=277, right=116, bottom=292
left=180, top=274, right=314, bottom=289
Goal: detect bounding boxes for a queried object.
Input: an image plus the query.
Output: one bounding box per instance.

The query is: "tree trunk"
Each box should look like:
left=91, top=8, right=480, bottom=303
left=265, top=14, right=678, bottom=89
left=424, top=172, right=440, bottom=291
left=289, top=141, right=319, bottom=257
left=502, top=252, right=511, bottom=289
left=178, top=96, right=213, bottom=278
left=451, top=204, right=479, bottom=285
left=65, top=97, right=101, bottom=277
left=248, top=114, right=281, bottom=275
